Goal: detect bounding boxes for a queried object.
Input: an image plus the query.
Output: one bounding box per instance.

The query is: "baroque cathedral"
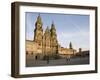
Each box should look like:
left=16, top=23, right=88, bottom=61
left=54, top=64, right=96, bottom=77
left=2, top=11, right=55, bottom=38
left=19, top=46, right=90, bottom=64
left=26, top=15, right=77, bottom=60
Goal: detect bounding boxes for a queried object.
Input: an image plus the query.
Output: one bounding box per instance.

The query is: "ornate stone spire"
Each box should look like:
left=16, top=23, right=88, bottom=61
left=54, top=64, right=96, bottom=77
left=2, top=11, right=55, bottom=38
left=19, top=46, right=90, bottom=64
left=37, top=14, right=42, bottom=24
left=43, top=26, right=51, bottom=55
left=34, top=14, right=43, bottom=45
left=35, top=14, right=43, bottom=29
left=45, top=26, right=50, bottom=34
left=50, top=21, right=58, bottom=54
left=51, top=21, right=56, bottom=30
left=69, top=42, right=73, bottom=49
left=50, top=21, right=56, bottom=37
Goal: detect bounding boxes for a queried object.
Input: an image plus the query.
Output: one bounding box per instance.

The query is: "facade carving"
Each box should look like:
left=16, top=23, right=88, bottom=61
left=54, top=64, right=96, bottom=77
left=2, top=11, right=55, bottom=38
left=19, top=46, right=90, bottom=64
left=26, top=15, right=76, bottom=60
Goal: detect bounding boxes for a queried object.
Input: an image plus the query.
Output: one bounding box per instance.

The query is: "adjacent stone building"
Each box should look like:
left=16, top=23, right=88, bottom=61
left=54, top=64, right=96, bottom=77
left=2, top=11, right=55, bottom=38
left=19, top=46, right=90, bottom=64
left=26, top=15, right=76, bottom=60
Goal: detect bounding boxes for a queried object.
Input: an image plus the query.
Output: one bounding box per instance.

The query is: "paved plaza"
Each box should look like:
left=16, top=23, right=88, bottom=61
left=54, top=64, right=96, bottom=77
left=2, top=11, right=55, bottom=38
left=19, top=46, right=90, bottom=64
left=26, top=56, right=89, bottom=67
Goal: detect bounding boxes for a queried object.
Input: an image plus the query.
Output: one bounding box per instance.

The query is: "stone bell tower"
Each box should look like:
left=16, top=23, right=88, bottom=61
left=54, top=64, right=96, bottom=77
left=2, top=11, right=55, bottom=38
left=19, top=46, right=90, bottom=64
left=34, top=14, right=43, bottom=46
left=50, top=22, right=58, bottom=54
left=43, top=26, right=51, bottom=55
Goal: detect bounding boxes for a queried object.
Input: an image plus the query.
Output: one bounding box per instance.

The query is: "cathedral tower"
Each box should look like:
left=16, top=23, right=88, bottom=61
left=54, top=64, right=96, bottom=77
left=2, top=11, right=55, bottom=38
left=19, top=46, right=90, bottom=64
left=34, top=14, right=43, bottom=46
left=50, top=22, right=58, bottom=54
left=43, top=26, right=51, bottom=55
left=69, top=42, right=73, bottom=49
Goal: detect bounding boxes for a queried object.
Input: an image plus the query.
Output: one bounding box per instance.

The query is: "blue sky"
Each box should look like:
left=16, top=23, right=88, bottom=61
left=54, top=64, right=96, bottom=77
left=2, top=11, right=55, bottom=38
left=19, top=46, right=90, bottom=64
left=25, top=12, right=90, bottom=51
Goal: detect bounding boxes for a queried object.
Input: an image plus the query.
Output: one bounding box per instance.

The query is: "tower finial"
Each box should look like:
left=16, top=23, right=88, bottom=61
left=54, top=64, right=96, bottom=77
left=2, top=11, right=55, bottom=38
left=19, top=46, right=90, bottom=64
left=69, top=42, right=73, bottom=49
left=35, top=14, right=43, bottom=27
left=37, top=14, right=42, bottom=24
left=52, top=20, right=54, bottom=25
left=45, top=26, right=50, bottom=33
left=51, top=21, right=56, bottom=30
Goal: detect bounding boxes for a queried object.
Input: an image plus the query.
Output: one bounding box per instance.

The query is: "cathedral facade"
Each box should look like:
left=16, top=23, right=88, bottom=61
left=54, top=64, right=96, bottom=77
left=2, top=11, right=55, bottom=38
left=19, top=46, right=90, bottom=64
left=26, top=15, right=76, bottom=60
